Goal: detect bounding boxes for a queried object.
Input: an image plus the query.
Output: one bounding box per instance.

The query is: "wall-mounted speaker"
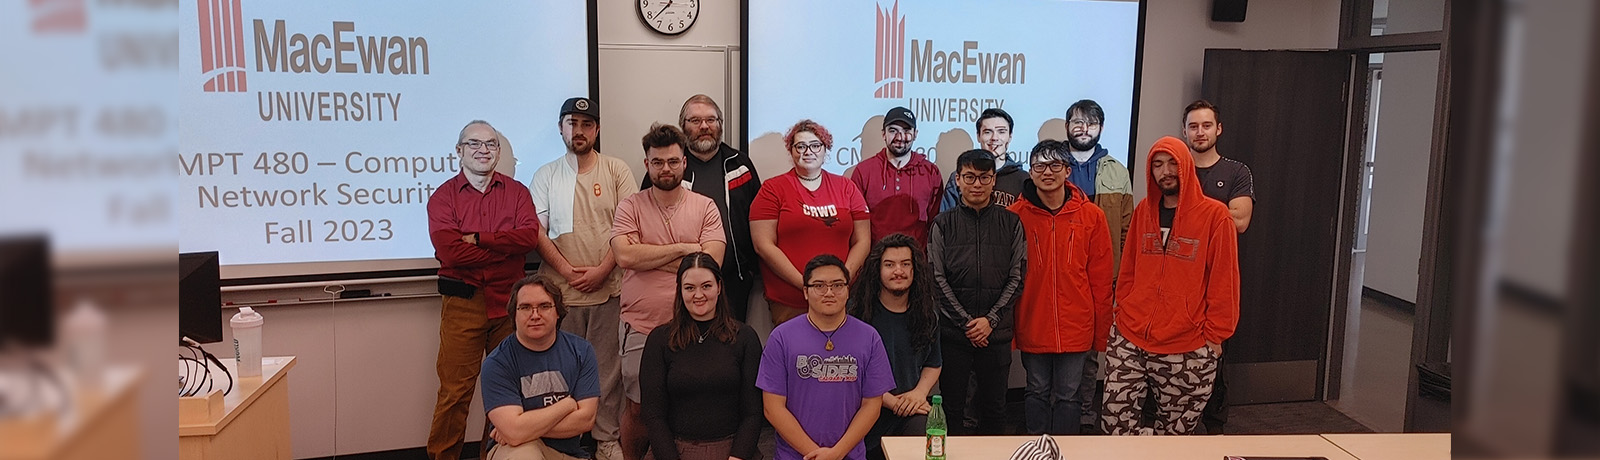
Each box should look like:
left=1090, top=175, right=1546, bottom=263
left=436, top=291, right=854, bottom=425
left=1212, top=0, right=1247, bottom=23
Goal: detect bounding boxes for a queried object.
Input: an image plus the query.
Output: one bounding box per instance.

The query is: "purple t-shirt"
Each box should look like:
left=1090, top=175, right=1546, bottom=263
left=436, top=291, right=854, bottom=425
left=757, top=315, right=896, bottom=460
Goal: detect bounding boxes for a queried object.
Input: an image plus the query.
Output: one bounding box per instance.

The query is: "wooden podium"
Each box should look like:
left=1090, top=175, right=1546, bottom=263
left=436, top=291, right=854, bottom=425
left=179, top=356, right=296, bottom=460
left=0, top=366, right=144, bottom=460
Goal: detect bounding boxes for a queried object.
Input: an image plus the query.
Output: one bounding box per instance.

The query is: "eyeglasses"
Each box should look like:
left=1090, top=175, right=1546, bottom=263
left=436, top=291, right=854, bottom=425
left=805, top=282, right=849, bottom=293
left=884, top=126, right=914, bottom=138
left=959, top=173, right=996, bottom=185
left=515, top=303, right=557, bottom=314
left=792, top=142, right=826, bottom=154
left=459, top=139, right=500, bottom=151
left=648, top=158, right=685, bottom=169
left=1031, top=162, right=1066, bottom=173
left=685, top=117, right=721, bottom=126
left=1067, top=119, right=1101, bottom=129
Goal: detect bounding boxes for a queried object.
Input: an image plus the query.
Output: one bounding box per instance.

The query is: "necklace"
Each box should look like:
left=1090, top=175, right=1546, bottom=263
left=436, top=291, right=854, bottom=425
left=805, top=314, right=842, bottom=351
left=696, top=327, right=710, bottom=344
left=797, top=170, right=823, bottom=181
left=649, top=188, right=683, bottom=228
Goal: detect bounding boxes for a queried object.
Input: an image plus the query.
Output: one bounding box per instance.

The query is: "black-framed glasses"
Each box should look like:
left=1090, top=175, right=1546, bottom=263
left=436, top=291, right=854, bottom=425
left=685, top=117, right=721, bottom=126
left=1031, top=162, right=1066, bottom=173
left=459, top=139, right=500, bottom=151
left=805, top=281, right=849, bottom=292
left=1067, top=119, right=1101, bottom=129
left=793, top=142, right=826, bottom=154
left=959, top=173, right=996, bottom=185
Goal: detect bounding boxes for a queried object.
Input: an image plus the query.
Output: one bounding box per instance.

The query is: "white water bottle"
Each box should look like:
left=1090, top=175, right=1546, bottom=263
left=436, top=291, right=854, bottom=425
left=230, top=307, right=264, bottom=378
left=62, top=299, right=107, bottom=389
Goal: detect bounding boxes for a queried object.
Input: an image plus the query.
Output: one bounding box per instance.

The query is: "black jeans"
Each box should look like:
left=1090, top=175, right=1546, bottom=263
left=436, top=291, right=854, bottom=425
left=938, top=337, right=1012, bottom=435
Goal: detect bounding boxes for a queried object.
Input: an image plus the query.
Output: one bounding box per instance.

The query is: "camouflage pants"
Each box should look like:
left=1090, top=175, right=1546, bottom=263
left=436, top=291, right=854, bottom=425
left=1100, top=327, right=1219, bottom=435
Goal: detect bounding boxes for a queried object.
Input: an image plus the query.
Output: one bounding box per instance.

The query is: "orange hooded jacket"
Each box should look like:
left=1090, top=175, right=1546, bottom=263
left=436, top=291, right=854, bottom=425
left=1009, top=181, right=1115, bottom=353
left=1115, top=137, right=1240, bottom=355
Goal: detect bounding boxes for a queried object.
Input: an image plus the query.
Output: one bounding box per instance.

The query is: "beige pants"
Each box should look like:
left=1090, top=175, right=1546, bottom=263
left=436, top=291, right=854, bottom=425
left=487, top=439, right=583, bottom=460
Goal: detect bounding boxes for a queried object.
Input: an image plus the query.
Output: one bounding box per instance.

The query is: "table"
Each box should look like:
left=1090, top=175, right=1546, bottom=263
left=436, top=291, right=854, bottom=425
left=1320, top=433, right=1450, bottom=460
left=178, top=356, right=296, bottom=460
left=885, top=433, right=1447, bottom=459
left=0, top=366, right=143, bottom=460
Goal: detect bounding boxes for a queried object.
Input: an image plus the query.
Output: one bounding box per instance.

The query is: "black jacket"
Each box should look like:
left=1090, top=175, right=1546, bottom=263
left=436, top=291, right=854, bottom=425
left=643, top=143, right=763, bottom=281
left=927, top=202, right=1027, bottom=344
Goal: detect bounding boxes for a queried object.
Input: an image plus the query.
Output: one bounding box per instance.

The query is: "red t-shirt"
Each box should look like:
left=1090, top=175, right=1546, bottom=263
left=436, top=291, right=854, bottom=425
left=749, top=170, right=871, bottom=307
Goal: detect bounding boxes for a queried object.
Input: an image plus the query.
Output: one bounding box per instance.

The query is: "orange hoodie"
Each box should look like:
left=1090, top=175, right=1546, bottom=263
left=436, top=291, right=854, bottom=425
left=1115, top=137, right=1240, bottom=355
left=1009, top=181, right=1115, bottom=353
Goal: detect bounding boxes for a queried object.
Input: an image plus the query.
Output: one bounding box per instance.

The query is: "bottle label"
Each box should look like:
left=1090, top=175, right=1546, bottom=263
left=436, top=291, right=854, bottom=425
left=928, top=435, right=944, bottom=458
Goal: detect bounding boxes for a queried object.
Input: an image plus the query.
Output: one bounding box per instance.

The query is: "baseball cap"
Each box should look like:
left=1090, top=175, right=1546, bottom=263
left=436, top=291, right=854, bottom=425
left=560, top=97, right=599, bottom=120
left=884, top=106, right=916, bottom=129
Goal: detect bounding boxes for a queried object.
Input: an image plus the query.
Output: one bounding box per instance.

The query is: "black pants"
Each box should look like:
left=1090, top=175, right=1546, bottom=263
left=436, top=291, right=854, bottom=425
left=938, top=337, right=1011, bottom=435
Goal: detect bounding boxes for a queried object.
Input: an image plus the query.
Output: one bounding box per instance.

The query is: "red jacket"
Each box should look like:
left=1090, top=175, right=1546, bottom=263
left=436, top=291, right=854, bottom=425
left=1115, top=137, right=1240, bottom=354
left=1009, top=181, right=1115, bottom=353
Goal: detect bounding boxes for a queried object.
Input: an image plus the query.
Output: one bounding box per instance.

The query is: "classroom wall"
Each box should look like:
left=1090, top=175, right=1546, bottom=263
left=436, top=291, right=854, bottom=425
left=217, top=2, right=1352, bottom=457
left=1132, top=0, right=1341, bottom=201
left=1363, top=51, right=1441, bottom=304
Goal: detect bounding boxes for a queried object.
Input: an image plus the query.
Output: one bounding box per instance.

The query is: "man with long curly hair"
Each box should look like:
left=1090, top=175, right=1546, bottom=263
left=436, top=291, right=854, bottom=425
left=847, top=233, right=943, bottom=460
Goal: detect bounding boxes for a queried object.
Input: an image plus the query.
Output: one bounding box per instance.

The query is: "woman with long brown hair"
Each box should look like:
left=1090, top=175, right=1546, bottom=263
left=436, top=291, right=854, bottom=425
left=639, top=253, right=763, bottom=460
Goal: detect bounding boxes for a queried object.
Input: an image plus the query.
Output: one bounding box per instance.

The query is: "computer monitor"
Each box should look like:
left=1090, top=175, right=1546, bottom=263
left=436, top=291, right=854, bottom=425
left=179, top=251, right=223, bottom=344
left=0, top=235, right=53, bottom=350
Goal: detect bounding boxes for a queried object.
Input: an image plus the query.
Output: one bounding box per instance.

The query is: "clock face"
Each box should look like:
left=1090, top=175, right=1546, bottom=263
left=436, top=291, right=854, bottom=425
left=638, top=0, right=698, bottom=35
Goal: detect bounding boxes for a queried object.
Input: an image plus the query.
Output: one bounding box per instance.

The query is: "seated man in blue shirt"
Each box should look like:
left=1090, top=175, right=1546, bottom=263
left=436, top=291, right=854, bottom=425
left=481, top=274, right=603, bottom=460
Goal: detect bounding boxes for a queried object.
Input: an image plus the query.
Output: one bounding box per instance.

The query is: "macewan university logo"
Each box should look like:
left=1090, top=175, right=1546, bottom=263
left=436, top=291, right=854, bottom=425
left=196, top=0, right=249, bottom=92
left=30, top=0, right=86, bottom=34
left=873, top=0, right=905, bottom=99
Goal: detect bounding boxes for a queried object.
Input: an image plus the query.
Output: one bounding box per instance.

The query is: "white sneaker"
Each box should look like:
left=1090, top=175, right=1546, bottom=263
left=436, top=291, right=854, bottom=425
left=595, top=440, right=622, bottom=460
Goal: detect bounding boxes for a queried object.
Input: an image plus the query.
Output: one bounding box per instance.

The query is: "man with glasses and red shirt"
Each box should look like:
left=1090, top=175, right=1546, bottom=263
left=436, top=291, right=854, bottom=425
left=850, top=106, right=942, bottom=246
left=427, top=120, right=543, bottom=460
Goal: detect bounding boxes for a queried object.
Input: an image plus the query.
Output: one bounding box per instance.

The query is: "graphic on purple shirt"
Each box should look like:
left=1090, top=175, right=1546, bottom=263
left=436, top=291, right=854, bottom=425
left=757, top=315, right=896, bottom=460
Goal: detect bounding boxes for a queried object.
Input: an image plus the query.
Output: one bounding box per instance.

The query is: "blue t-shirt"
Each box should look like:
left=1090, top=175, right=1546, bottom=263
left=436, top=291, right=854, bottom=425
left=481, top=331, right=601, bottom=458
left=757, top=315, right=896, bottom=460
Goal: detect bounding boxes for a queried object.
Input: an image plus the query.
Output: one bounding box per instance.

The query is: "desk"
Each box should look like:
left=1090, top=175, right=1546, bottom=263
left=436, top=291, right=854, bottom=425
left=885, top=434, right=1451, bottom=460
left=884, top=435, right=1363, bottom=460
left=0, top=366, right=143, bottom=460
left=178, top=356, right=296, bottom=460
left=1320, top=433, right=1450, bottom=460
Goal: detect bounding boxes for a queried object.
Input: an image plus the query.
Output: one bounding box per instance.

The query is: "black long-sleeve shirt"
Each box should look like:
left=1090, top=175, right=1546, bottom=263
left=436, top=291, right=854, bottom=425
left=639, top=321, right=763, bottom=460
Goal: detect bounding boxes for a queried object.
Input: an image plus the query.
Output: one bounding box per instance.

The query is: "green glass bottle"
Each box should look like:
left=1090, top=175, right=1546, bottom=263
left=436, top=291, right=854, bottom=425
left=926, top=394, right=947, bottom=460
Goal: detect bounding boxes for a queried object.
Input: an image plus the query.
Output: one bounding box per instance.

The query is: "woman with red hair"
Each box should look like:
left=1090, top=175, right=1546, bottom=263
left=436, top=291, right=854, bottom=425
left=749, top=120, right=873, bottom=325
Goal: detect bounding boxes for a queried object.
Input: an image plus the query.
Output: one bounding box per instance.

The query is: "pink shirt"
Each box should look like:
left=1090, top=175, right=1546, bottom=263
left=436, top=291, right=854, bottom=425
left=612, top=189, right=725, bottom=334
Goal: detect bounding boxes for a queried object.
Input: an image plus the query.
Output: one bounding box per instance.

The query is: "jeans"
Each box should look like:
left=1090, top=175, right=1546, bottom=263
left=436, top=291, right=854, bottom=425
left=1020, top=351, right=1089, bottom=435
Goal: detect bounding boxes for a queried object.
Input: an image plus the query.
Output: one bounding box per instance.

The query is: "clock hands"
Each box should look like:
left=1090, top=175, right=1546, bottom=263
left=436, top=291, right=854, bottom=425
left=653, top=0, right=672, bottom=18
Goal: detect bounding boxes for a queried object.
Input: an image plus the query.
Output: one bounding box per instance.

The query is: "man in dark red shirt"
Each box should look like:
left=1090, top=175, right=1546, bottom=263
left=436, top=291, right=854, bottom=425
left=850, top=106, right=942, bottom=246
left=425, top=120, right=542, bottom=460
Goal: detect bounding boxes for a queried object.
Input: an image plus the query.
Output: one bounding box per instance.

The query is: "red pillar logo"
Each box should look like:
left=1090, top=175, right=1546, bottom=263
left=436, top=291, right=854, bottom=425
left=29, top=0, right=86, bottom=34
left=874, top=0, right=904, bottom=99
left=197, top=0, right=248, bottom=92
